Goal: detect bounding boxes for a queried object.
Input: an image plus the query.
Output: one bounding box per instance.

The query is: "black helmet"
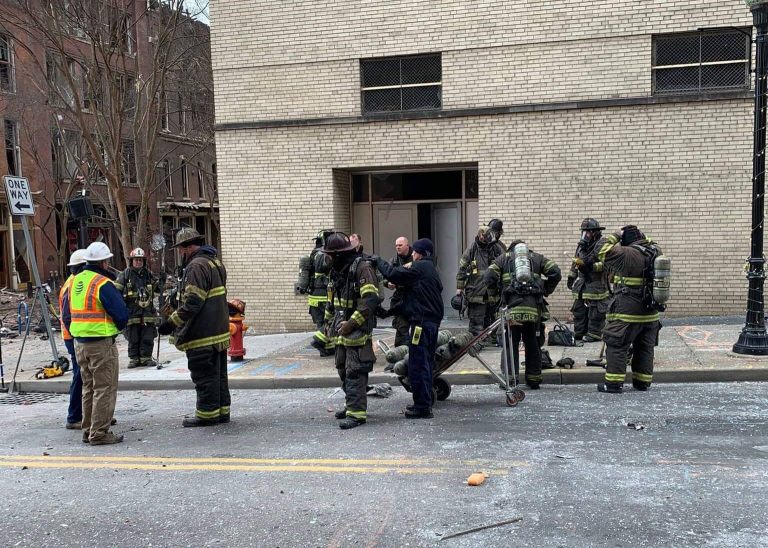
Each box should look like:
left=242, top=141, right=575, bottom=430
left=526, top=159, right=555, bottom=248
left=321, top=231, right=357, bottom=254
left=580, top=218, right=604, bottom=231
left=621, top=225, right=645, bottom=245
left=487, top=218, right=503, bottom=234
left=450, top=294, right=464, bottom=311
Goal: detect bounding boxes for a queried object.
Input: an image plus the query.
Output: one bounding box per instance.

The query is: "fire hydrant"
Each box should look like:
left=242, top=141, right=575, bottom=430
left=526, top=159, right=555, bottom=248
left=227, top=299, right=247, bottom=362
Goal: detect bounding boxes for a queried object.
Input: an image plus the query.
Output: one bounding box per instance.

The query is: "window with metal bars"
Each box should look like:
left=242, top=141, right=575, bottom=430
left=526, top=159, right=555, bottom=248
left=0, top=34, right=15, bottom=93
left=360, top=53, right=442, bottom=114
left=652, top=29, right=751, bottom=95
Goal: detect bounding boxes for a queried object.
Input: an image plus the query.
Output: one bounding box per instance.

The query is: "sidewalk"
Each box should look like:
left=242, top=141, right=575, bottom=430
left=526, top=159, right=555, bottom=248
left=7, top=316, right=768, bottom=393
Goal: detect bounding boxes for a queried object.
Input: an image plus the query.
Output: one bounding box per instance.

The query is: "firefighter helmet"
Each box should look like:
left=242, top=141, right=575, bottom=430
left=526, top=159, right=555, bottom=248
left=228, top=298, right=246, bottom=316
left=487, top=218, right=504, bottom=234
left=580, top=218, right=605, bottom=231
left=172, top=227, right=205, bottom=248
left=321, top=232, right=357, bottom=254
left=129, top=247, right=146, bottom=259
left=450, top=294, right=464, bottom=312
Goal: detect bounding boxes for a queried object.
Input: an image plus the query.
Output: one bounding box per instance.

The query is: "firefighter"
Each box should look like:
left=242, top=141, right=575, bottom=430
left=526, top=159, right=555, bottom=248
left=383, top=236, right=413, bottom=348
left=304, top=231, right=334, bottom=357
left=61, top=248, right=87, bottom=430
left=158, top=228, right=231, bottom=426
left=374, top=238, right=443, bottom=419
left=323, top=232, right=380, bottom=430
left=595, top=225, right=663, bottom=394
left=64, top=242, right=128, bottom=445
left=115, top=248, right=161, bottom=368
left=484, top=240, right=561, bottom=389
left=567, top=218, right=610, bottom=342
left=456, top=219, right=506, bottom=338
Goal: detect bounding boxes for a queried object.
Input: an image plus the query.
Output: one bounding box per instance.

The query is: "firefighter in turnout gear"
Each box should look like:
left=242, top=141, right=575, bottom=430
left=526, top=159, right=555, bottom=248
left=303, top=231, right=334, bottom=357
left=322, top=232, right=381, bottom=430
left=484, top=240, right=561, bottom=388
left=115, top=248, right=161, bottom=368
left=595, top=225, right=663, bottom=394
left=456, top=219, right=506, bottom=337
left=567, top=218, right=610, bottom=342
left=158, top=228, right=231, bottom=426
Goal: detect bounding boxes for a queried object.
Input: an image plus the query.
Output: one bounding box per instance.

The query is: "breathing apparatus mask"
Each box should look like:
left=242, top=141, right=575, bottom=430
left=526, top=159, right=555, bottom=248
left=482, top=228, right=500, bottom=245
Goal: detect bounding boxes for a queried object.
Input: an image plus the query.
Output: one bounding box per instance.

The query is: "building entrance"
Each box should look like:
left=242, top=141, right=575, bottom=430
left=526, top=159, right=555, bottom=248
left=351, top=167, right=478, bottom=317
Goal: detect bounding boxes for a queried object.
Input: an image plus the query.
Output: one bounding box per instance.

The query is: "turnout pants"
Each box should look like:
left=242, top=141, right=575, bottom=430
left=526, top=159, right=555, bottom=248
left=571, top=298, right=607, bottom=340
left=309, top=303, right=326, bottom=330
left=126, top=322, right=157, bottom=364
left=65, top=338, right=82, bottom=424
left=467, top=302, right=496, bottom=337
left=392, top=315, right=410, bottom=347
left=408, top=321, right=439, bottom=412
left=336, top=342, right=375, bottom=420
left=603, top=320, right=660, bottom=388
left=75, top=338, right=119, bottom=442
left=502, top=322, right=542, bottom=385
left=187, top=346, right=231, bottom=420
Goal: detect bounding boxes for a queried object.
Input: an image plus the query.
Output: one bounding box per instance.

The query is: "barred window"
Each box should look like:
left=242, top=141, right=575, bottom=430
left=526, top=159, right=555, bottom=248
left=0, top=34, right=15, bottom=93
left=360, top=53, right=441, bottom=114
left=652, top=29, right=751, bottom=95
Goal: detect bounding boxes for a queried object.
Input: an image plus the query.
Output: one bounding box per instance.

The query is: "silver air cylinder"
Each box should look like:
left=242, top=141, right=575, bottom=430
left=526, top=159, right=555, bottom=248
left=513, top=243, right=532, bottom=283
left=653, top=255, right=671, bottom=305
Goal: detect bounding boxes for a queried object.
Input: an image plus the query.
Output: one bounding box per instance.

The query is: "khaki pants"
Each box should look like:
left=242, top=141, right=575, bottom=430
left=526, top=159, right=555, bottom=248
left=75, top=338, right=119, bottom=441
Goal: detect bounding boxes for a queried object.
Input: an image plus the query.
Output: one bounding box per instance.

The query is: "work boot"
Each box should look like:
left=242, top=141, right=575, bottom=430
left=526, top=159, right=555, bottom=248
left=632, top=380, right=650, bottom=391
left=597, top=382, right=623, bottom=394
left=383, top=363, right=394, bottom=372
left=526, top=382, right=541, bottom=390
left=82, top=432, right=90, bottom=444
left=89, top=432, right=124, bottom=445
left=182, top=416, right=219, bottom=427
left=583, top=334, right=602, bottom=343
left=142, top=358, right=158, bottom=368
left=219, top=414, right=231, bottom=423
left=404, top=408, right=433, bottom=419
left=127, top=360, right=141, bottom=369
left=338, top=417, right=365, bottom=430
left=111, top=418, right=117, bottom=426
left=65, top=421, right=82, bottom=430
left=334, top=409, right=347, bottom=419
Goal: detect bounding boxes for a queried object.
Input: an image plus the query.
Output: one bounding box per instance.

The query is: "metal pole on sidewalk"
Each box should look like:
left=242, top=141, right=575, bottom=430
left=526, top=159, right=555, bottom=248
left=735, top=0, right=768, bottom=355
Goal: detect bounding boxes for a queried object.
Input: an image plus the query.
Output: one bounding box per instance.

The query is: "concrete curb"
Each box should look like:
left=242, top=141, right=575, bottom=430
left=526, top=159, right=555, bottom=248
left=14, top=367, right=768, bottom=394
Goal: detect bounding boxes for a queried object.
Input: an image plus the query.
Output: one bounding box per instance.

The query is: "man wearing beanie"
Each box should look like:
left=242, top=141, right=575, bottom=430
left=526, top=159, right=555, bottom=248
left=375, top=238, right=444, bottom=419
left=595, top=225, right=663, bottom=394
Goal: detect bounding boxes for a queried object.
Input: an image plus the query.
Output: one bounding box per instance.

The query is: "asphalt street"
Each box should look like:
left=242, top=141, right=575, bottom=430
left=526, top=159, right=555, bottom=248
left=1, top=383, right=767, bottom=547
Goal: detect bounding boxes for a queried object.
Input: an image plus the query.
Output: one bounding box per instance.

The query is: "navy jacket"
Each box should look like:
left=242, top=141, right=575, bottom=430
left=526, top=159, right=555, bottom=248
left=63, top=264, right=129, bottom=340
left=377, top=257, right=444, bottom=324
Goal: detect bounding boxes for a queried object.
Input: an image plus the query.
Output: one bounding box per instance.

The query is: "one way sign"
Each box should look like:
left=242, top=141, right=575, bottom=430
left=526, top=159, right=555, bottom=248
left=3, top=175, right=35, bottom=216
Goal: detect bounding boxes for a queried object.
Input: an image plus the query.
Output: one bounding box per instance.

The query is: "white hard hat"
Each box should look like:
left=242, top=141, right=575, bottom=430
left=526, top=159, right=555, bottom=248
left=85, top=241, right=113, bottom=262
left=129, top=247, right=146, bottom=258
left=67, top=249, right=88, bottom=266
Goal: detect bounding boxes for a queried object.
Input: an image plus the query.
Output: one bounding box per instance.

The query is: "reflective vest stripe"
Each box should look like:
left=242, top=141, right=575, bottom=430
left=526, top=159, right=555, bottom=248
left=69, top=270, right=119, bottom=337
left=59, top=275, right=74, bottom=340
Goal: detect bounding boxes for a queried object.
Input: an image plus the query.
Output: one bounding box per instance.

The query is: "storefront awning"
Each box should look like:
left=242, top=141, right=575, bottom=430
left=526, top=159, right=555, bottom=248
left=158, top=201, right=219, bottom=212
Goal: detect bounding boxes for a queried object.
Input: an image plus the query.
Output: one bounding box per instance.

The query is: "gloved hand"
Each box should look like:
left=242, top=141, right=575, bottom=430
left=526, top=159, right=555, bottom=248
left=158, top=319, right=174, bottom=336
left=337, top=320, right=355, bottom=336
left=566, top=275, right=575, bottom=290
left=572, top=257, right=584, bottom=268
left=578, top=257, right=594, bottom=273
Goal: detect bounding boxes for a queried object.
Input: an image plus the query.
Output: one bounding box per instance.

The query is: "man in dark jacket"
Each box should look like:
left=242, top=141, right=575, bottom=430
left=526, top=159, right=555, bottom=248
left=375, top=238, right=444, bottom=419
left=595, top=225, right=663, bottom=394
left=158, top=228, right=231, bottom=426
left=567, top=218, right=610, bottom=342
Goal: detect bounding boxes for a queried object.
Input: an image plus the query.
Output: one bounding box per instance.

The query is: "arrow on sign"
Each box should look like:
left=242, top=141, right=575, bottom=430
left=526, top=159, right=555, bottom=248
left=14, top=202, right=31, bottom=211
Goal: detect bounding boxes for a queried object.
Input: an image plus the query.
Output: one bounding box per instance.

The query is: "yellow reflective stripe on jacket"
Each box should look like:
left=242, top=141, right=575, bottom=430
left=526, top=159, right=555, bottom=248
left=606, top=312, right=660, bottom=323
left=582, top=291, right=611, bottom=300
left=207, top=286, right=226, bottom=298
left=333, top=297, right=354, bottom=308
left=593, top=262, right=605, bottom=272
left=335, top=333, right=372, bottom=346
left=501, top=273, right=512, bottom=283
left=597, top=234, right=619, bottom=262
left=185, top=284, right=207, bottom=300
left=308, top=294, right=327, bottom=307
left=176, top=332, right=231, bottom=352
left=613, top=275, right=644, bottom=287
left=169, top=311, right=184, bottom=327
left=349, top=310, right=365, bottom=326
left=359, top=283, right=379, bottom=297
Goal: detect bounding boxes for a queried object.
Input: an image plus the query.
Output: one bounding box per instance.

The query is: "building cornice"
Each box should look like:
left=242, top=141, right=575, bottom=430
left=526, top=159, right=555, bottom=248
left=215, top=91, right=752, bottom=132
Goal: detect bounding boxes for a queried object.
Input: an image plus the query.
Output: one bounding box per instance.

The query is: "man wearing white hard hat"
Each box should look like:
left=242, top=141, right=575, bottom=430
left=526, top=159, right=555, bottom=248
left=60, top=249, right=87, bottom=430
left=63, top=241, right=128, bottom=445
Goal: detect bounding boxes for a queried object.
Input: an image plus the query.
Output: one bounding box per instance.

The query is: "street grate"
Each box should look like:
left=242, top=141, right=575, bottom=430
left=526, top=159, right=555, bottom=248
left=0, top=393, right=61, bottom=405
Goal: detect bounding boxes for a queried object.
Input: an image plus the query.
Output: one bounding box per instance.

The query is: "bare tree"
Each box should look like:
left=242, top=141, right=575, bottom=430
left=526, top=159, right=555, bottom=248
left=0, top=0, right=214, bottom=263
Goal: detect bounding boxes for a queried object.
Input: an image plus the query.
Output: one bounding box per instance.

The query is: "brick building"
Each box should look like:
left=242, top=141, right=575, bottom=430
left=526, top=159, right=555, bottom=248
left=211, top=1, right=755, bottom=332
left=0, top=0, right=218, bottom=290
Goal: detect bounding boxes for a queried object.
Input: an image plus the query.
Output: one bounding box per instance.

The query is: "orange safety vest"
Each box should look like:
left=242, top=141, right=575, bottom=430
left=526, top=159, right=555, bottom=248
left=58, top=274, right=75, bottom=340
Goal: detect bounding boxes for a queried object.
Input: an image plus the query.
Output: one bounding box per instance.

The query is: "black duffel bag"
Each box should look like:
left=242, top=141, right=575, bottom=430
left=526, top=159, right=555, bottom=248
left=547, top=324, right=578, bottom=347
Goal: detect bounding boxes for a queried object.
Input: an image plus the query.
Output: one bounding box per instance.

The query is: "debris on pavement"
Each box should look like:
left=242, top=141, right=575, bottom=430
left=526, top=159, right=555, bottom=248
left=440, top=516, right=523, bottom=541
left=466, top=472, right=487, bottom=486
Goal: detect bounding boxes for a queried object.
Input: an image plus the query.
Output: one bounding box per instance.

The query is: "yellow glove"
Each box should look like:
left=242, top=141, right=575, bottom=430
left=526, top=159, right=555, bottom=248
left=572, top=257, right=584, bottom=267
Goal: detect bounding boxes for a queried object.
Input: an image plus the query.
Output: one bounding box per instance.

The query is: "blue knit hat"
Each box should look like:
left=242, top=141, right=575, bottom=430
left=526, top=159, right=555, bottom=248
left=412, top=238, right=434, bottom=257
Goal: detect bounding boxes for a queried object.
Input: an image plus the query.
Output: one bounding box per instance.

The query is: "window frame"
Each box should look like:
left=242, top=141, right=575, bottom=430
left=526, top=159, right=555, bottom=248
left=0, top=33, right=16, bottom=94
left=4, top=119, right=21, bottom=176
left=360, top=53, right=442, bottom=114
left=652, top=29, right=752, bottom=95
left=180, top=157, right=189, bottom=198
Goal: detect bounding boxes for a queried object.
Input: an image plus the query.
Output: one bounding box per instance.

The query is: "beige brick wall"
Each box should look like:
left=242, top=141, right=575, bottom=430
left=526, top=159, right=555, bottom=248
left=215, top=99, right=753, bottom=332
left=211, top=1, right=751, bottom=123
